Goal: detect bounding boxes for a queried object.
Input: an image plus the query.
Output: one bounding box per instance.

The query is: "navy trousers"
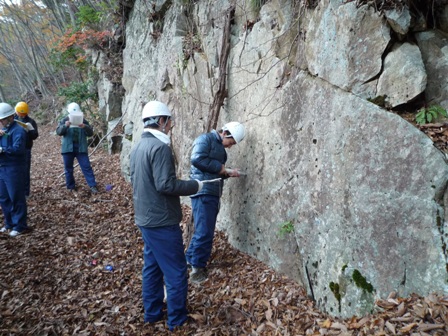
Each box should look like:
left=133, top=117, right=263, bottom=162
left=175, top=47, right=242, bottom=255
left=139, top=224, right=188, bottom=330
left=0, top=165, right=27, bottom=232
left=186, top=195, right=220, bottom=268
left=62, top=144, right=97, bottom=189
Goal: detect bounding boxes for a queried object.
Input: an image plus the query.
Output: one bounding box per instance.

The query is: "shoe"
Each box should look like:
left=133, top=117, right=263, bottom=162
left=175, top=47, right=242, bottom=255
left=0, top=227, right=8, bottom=233
left=168, top=316, right=192, bottom=331
left=190, top=267, right=208, bottom=284
left=90, top=186, right=99, bottom=194
left=9, top=230, right=21, bottom=237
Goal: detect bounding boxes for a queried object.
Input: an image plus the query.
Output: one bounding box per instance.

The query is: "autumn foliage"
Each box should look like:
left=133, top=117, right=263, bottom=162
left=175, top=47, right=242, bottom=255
left=55, top=29, right=112, bottom=59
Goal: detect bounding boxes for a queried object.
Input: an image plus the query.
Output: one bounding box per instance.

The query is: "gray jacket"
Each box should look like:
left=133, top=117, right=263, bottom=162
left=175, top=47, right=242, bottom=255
left=130, top=132, right=199, bottom=228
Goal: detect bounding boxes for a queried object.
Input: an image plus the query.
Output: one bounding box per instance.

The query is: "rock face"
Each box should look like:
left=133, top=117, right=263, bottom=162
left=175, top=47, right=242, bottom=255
left=376, top=42, right=427, bottom=108
left=279, top=73, right=448, bottom=317
left=305, top=0, right=390, bottom=93
left=96, top=0, right=448, bottom=317
left=415, top=30, right=448, bottom=109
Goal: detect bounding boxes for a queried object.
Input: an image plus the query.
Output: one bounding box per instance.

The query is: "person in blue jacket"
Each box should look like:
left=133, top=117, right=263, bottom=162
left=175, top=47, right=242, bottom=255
left=186, top=121, right=246, bottom=284
left=14, top=102, right=39, bottom=198
left=130, top=100, right=202, bottom=331
left=56, top=102, right=98, bottom=193
left=0, top=103, right=29, bottom=237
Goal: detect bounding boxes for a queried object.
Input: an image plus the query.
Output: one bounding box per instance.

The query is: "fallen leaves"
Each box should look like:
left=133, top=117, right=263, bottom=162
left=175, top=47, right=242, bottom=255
left=0, top=124, right=447, bottom=335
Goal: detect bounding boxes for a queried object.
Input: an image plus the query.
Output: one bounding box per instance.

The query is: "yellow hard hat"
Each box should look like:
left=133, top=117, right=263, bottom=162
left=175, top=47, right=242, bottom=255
left=15, top=102, right=29, bottom=115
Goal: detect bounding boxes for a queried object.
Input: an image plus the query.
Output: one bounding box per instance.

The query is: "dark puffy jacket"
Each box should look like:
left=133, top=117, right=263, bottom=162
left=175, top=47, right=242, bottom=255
left=14, top=115, right=38, bottom=149
left=0, top=121, right=27, bottom=167
left=130, top=131, right=199, bottom=228
left=190, top=130, right=227, bottom=197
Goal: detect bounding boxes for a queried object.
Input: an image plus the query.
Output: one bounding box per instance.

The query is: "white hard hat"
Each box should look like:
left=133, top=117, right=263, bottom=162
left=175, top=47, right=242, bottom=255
left=67, top=102, right=82, bottom=114
left=142, top=101, right=172, bottom=120
left=222, top=121, right=245, bottom=143
left=0, top=103, right=15, bottom=119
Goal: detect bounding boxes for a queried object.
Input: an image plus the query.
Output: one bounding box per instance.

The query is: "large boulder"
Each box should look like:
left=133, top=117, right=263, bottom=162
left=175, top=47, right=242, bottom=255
left=305, top=0, right=390, bottom=92
left=377, top=42, right=427, bottom=108
left=220, top=71, right=448, bottom=317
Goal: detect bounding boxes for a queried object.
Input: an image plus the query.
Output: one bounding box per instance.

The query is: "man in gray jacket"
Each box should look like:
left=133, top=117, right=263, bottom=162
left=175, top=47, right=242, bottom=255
left=130, top=101, right=202, bottom=331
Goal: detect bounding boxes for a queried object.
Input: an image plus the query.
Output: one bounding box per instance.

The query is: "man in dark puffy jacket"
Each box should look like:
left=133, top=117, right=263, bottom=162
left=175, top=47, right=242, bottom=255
left=0, top=103, right=28, bottom=237
left=186, top=121, right=246, bottom=284
left=130, top=101, right=202, bottom=331
left=14, top=102, right=38, bottom=197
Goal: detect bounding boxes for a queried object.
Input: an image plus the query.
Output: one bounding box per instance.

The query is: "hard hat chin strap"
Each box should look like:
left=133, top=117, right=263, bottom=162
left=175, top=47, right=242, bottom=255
left=143, top=116, right=160, bottom=127
left=143, top=116, right=170, bottom=133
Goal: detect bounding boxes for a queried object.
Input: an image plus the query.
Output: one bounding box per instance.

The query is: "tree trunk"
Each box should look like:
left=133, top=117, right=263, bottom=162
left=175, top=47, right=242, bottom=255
left=0, top=84, right=6, bottom=102
left=205, top=5, right=235, bottom=132
left=184, top=6, right=235, bottom=247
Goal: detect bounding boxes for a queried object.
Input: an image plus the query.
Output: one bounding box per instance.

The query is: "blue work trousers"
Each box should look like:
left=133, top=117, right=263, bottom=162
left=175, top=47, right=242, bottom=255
left=186, top=195, right=220, bottom=268
left=62, top=144, right=97, bottom=189
left=0, top=165, right=27, bottom=232
left=24, top=149, right=31, bottom=196
left=139, top=224, right=188, bottom=330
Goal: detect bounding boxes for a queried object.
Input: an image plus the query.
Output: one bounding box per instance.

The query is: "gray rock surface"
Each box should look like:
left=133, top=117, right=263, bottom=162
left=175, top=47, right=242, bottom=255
left=377, top=43, right=427, bottom=108
left=416, top=30, right=448, bottom=110
left=94, top=0, right=448, bottom=317
left=305, top=0, right=390, bottom=91
left=385, top=6, right=411, bottom=35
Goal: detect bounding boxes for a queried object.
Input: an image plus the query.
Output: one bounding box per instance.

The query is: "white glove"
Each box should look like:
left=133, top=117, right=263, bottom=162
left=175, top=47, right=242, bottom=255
left=25, top=123, right=34, bottom=131
left=225, top=168, right=234, bottom=174
left=202, top=178, right=222, bottom=183
left=225, top=168, right=240, bottom=177
left=0, top=147, right=3, bottom=153
left=196, top=180, right=203, bottom=192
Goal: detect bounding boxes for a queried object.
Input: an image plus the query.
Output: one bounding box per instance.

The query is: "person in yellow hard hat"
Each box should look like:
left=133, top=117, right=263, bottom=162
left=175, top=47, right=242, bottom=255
left=14, top=102, right=39, bottom=198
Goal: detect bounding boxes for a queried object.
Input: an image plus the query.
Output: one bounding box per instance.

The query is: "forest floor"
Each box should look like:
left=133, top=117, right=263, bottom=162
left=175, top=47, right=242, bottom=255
left=0, top=122, right=447, bottom=336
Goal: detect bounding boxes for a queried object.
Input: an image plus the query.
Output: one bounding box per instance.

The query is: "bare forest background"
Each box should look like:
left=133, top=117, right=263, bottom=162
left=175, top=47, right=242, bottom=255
left=1, top=0, right=448, bottom=128
left=0, top=0, right=123, bottom=133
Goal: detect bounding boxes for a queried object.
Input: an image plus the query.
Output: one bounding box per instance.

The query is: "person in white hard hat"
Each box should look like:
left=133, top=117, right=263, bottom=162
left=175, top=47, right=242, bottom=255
left=56, top=102, right=99, bottom=193
left=0, top=102, right=29, bottom=237
left=130, top=101, right=202, bottom=331
left=186, top=121, right=246, bottom=284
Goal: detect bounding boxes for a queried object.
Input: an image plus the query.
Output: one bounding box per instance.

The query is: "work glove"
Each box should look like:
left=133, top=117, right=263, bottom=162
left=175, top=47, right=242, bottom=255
left=196, top=180, right=203, bottom=192
left=25, top=123, right=34, bottom=131
left=202, top=178, right=222, bottom=183
left=225, top=168, right=240, bottom=177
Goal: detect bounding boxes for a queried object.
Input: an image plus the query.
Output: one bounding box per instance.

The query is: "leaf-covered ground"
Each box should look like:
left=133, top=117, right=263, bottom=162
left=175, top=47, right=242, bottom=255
left=0, top=124, right=447, bottom=336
